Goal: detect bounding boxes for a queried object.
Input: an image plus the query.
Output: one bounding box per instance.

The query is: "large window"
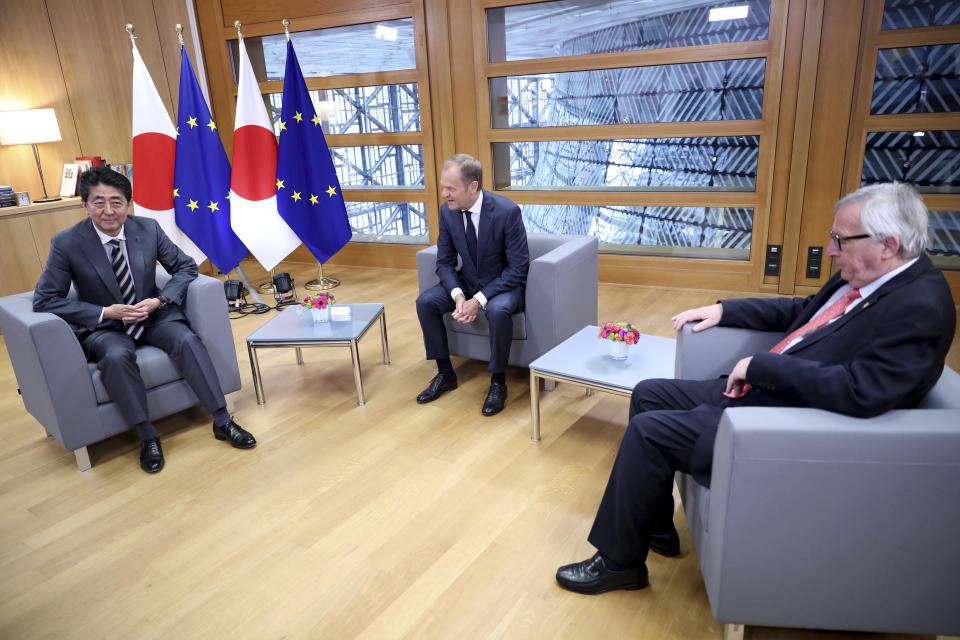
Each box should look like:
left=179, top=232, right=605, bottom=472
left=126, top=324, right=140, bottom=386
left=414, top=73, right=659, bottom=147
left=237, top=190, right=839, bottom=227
left=483, top=0, right=776, bottom=258
left=847, top=0, right=960, bottom=267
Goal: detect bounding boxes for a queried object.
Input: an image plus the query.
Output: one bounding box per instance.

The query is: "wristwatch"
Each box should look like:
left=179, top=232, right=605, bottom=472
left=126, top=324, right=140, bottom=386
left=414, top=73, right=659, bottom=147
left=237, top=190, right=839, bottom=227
left=157, top=295, right=173, bottom=308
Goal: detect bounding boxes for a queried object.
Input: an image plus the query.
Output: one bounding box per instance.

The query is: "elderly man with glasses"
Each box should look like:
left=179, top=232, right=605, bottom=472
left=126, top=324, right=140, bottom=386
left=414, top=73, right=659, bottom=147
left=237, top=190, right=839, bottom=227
left=556, top=181, right=956, bottom=595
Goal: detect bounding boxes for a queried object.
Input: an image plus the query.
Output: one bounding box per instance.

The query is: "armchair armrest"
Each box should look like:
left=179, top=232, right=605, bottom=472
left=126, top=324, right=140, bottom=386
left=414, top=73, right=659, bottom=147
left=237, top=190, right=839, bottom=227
left=704, top=406, right=960, bottom=631
left=416, top=245, right=439, bottom=293
left=675, top=323, right=781, bottom=380
left=525, top=235, right=598, bottom=348
left=0, top=294, right=101, bottom=450
left=180, top=274, right=241, bottom=395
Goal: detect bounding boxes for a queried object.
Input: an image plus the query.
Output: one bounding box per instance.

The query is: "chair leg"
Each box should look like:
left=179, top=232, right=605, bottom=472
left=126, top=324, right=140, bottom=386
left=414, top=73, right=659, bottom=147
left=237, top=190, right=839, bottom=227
left=723, top=624, right=744, bottom=640
left=74, top=447, right=92, bottom=472
left=543, top=379, right=556, bottom=392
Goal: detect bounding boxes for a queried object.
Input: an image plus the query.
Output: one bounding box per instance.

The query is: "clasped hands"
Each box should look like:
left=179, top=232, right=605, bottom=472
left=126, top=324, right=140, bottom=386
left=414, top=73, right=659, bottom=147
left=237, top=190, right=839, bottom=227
left=451, top=294, right=481, bottom=324
left=670, top=302, right=752, bottom=399
left=103, top=298, right=163, bottom=324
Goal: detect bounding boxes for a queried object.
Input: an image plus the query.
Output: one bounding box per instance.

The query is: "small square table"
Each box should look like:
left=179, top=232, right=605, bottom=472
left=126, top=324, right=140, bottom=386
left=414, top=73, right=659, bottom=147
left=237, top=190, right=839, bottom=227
left=246, top=303, right=389, bottom=406
left=529, top=325, right=676, bottom=441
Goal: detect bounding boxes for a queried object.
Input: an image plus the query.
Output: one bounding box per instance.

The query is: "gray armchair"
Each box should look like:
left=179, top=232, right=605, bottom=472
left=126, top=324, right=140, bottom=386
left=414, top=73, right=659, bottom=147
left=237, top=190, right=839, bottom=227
left=0, top=271, right=241, bottom=471
left=416, top=233, right=598, bottom=369
left=674, top=324, right=960, bottom=638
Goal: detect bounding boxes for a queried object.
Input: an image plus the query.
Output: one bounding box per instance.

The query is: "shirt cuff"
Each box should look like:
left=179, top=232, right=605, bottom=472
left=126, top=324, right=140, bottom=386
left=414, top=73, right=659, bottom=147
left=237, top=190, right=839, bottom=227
left=474, top=291, right=487, bottom=308
left=99, top=307, right=105, bottom=323
left=450, top=287, right=464, bottom=302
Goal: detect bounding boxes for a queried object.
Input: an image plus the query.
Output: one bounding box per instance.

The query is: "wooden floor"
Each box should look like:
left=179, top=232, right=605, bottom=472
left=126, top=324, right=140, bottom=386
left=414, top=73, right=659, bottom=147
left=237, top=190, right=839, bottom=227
left=1, top=261, right=957, bottom=640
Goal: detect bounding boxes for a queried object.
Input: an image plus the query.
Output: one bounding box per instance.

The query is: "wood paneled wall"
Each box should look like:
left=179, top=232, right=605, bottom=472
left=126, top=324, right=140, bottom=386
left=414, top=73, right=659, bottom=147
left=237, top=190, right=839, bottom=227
left=0, top=0, right=200, bottom=202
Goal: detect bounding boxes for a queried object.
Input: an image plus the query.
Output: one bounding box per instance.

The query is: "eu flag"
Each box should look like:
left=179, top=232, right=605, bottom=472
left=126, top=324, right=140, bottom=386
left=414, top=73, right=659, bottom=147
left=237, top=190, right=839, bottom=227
left=174, top=46, right=248, bottom=274
left=276, top=40, right=352, bottom=264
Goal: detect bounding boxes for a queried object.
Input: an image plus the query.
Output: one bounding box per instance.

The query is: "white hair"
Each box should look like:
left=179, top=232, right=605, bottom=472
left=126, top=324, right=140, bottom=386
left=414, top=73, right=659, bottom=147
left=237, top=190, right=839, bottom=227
left=834, top=182, right=928, bottom=258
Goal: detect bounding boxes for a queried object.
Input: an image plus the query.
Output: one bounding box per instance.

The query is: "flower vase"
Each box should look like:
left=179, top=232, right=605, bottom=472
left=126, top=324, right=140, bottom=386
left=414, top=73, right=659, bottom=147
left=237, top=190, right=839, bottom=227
left=608, top=340, right=629, bottom=360
left=311, top=307, right=330, bottom=323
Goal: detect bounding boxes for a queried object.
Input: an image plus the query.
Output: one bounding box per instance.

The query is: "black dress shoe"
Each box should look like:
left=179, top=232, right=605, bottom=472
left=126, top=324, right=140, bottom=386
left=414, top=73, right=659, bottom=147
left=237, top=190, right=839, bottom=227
left=416, top=373, right=458, bottom=403
left=556, top=553, right=649, bottom=595
left=481, top=382, right=507, bottom=416
left=140, top=437, right=164, bottom=473
left=650, top=526, right=681, bottom=557
left=213, top=419, right=256, bottom=449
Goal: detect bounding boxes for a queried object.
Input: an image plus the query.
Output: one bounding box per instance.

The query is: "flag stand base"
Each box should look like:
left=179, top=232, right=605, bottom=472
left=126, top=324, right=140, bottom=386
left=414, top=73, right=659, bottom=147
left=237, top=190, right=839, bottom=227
left=304, top=263, right=340, bottom=291
left=258, top=269, right=277, bottom=294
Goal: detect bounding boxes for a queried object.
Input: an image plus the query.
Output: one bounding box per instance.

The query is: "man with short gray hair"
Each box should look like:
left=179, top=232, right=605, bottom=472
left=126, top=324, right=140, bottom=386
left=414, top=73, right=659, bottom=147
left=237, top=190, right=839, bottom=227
left=556, top=182, right=955, bottom=595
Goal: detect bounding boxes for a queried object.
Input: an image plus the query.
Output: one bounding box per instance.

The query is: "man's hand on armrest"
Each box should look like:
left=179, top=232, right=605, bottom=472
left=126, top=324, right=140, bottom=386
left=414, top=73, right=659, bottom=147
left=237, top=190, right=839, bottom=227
left=671, top=303, right=723, bottom=332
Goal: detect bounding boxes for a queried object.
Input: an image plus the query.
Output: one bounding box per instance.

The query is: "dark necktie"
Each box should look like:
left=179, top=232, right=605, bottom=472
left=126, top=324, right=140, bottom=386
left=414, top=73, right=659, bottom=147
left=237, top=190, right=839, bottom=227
left=108, top=238, right=143, bottom=340
left=463, top=210, right=478, bottom=267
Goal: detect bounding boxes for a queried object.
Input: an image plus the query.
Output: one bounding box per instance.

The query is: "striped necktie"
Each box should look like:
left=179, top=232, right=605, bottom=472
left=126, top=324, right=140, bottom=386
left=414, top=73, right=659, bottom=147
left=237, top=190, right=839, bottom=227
left=107, top=238, right=143, bottom=340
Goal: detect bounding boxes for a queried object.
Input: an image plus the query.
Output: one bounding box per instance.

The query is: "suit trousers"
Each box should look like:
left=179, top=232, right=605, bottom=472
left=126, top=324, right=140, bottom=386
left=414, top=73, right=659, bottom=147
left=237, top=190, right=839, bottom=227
left=416, top=283, right=523, bottom=373
left=587, top=377, right=727, bottom=567
left=81, top=319, right=227, bottom=440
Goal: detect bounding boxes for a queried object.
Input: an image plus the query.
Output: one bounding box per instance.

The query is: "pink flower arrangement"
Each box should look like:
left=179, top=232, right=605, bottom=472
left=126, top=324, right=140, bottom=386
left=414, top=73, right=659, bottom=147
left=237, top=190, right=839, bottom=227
left=599, top=321, right=641, bottom=345
left=302, top=292, right=335, bottom=310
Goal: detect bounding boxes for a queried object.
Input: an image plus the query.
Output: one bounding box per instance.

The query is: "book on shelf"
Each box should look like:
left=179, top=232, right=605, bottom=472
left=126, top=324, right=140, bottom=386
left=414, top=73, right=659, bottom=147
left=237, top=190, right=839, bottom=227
left=60, top=163, right=82, bottom=198
left=76, top=155, right=104, bottom=167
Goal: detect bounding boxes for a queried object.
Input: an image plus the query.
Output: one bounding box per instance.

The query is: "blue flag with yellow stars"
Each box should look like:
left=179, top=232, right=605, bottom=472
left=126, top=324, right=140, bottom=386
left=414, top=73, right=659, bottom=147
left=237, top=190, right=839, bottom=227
left=173, top=45, right=248, bottom=274
left=276, top=39, right=352, bottom=264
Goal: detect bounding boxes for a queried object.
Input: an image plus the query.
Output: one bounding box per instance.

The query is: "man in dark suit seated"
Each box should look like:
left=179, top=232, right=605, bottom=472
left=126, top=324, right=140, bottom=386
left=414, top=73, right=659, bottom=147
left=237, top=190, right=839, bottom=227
left=33, top=167, right=256, bottom=473
left=556, top=182, right=956, bottom=594
left=415, top=154, right=530, bottom=416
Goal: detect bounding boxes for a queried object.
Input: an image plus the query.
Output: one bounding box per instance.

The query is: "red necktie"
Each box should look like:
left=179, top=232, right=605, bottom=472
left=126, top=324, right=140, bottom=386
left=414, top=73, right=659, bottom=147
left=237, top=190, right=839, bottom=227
left=732, top=288, right=862, bottom=398
left=769, top=288, right=862, bottom=354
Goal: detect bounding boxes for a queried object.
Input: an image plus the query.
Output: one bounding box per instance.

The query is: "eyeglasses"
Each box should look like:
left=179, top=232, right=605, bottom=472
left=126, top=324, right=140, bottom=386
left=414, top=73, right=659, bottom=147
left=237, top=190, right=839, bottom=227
left=828, top=229, right=871, bottom=250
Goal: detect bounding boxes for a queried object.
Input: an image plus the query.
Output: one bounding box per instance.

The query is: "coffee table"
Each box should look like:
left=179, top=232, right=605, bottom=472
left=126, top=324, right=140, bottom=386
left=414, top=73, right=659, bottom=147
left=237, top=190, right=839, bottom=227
left=246, top=303, right=389, bottom=406
left=528, top=325, right=676, bottom=441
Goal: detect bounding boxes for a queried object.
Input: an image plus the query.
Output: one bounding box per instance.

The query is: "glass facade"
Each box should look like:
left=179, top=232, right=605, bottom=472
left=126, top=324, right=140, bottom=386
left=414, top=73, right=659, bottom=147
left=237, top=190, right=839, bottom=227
left=881, top=0, right=960, bottom=30
left=861, top=130, right=960, bottom=193
left=487, top=0, right=770, bottom=62
left=332, top=145, right=424, bottom=188
left=346, top=201, right=427, bottom=243
left=521, top=203, right=752, bottom=254
left=872, top=45, right=960, bottom=115
left=495, top=137, right=759, bottom=190
left=929, top=210, right=960, bottom=258
left=229, top=19, right=416, bottom=82
left=491, top=58, right=765, bottom=127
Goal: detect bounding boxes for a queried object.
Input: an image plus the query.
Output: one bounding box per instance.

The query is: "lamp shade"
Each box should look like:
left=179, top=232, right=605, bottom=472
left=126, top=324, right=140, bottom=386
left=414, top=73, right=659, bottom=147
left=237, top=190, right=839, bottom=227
left=0, top=108, right=62, bottom=146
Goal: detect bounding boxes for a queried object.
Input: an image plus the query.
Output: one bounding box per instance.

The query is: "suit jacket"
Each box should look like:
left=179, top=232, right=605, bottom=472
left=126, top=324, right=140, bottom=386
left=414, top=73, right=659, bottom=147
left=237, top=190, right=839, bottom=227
left=33, top=216, right=198, bottom=342
left=719, top=254, right=955, bottom=418
left=435, top=190, right=529, bottom=301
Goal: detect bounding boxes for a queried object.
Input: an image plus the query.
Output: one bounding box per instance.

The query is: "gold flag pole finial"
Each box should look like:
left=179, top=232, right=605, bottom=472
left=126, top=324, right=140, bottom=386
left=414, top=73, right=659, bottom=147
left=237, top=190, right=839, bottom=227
left=125, top=24, right=136, bottom=46
left=176, top=24, right=184, bottom=47
left=235, top=20, right=243, bottom=42
left=282, top=19, right=291, bottom=42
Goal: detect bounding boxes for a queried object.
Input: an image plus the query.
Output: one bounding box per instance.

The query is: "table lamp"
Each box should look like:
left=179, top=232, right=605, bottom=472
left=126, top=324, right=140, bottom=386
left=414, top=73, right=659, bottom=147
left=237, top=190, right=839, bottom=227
left=0, top=108, right=63, bottom=202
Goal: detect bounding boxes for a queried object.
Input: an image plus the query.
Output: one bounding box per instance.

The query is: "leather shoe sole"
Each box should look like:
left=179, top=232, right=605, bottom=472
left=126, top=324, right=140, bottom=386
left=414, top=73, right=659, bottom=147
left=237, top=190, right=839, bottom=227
left=556, top=553, right=648, bottom=595
left=481, top=383, right=507, bottom=416
left=416, top=374, right=458, bottom=403
left=650, top=527, right=680, bottom=557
